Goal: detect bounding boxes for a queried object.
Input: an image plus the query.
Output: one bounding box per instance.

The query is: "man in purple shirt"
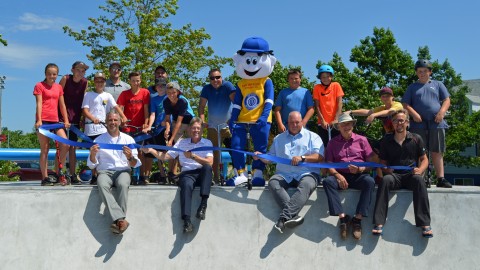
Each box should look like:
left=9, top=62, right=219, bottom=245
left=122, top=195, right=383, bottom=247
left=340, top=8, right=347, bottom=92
left=322, top=113, right=375, bottom=240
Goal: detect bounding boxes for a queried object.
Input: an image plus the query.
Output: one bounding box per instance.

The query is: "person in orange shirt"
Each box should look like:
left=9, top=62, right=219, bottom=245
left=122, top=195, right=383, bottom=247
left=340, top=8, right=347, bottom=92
left=312, top=65, right=344, bottom=147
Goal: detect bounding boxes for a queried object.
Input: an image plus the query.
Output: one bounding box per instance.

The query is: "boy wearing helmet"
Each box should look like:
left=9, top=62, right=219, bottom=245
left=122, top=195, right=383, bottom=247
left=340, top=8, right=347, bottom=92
left=402, top=59, right=452, bottom=188
left=312, top=65, right=344, bottom=146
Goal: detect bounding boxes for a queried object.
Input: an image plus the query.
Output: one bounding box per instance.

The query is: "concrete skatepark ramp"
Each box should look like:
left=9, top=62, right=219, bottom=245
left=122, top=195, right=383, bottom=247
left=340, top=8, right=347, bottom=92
left=0, top=183, right=477, bottom=270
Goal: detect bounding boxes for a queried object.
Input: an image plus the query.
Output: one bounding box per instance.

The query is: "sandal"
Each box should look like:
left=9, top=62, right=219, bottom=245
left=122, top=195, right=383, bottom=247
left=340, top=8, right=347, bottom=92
left=339, top=215, right=350, bottom=240
left=422, top=226, right=433, bottom=238
left=372, top=225, right=383, bottom=235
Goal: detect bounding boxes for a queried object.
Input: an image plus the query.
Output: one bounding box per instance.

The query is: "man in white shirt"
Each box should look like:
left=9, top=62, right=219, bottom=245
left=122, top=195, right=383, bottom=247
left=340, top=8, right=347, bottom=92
left=87, top=111, right=141, bottom=234
left=143, top=117, right=213, bottom=233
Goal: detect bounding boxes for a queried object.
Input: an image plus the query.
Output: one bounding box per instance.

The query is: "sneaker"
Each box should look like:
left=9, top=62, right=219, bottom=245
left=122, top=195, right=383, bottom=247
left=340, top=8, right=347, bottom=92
left=117, top=219, right=130, bottom=234
left=183, top=220, right=194, bottom=233
left=351, top=217, right=362, bottom=240
left=436, top=177, right=452, bottom=188
left=90, top=175, right=97, bottom=185
left=274, top=217, right=286, bottom=233
left=196, top=204, right=207, bottom=220
left=70, top=174, right=81, bottom=185
left=284, top=215, right=305, bottom=228
left=41, top=177, right=54, bottom=186
left=339, top=215, right=351, bottom=240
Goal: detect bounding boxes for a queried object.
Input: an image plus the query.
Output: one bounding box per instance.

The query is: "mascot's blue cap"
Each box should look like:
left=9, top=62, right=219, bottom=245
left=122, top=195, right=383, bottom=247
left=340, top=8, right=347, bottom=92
left=238, top=36, right=270, bottom=53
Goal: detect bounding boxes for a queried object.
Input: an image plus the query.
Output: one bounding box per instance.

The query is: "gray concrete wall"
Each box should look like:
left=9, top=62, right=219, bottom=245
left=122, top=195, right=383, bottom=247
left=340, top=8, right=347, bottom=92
left=0, top=184, right=478, bottom=270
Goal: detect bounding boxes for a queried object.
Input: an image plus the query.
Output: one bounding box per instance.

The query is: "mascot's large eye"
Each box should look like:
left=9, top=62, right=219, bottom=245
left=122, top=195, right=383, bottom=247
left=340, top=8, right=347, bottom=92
left=251, top=56, right=259, bottom=65
left=245, top=56, right=252, bottom=65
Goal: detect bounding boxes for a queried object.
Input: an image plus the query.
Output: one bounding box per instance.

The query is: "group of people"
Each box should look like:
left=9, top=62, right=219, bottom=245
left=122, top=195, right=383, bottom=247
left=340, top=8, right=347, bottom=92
left=34, top=56, right=451, bottom=237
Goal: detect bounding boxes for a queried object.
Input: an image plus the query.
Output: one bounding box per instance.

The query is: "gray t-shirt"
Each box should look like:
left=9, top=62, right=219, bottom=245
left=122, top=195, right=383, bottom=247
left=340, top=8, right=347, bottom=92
left=104, top=79, right=131, bottom=102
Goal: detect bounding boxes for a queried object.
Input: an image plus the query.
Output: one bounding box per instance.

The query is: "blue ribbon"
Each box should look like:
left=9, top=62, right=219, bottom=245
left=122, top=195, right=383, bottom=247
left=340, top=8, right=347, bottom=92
left=38, top=124, right=412, bottom=171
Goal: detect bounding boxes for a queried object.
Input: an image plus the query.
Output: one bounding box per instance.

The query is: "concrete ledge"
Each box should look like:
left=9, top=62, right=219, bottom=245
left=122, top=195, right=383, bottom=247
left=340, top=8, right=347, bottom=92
left=0, top=183, right=477, bottom=270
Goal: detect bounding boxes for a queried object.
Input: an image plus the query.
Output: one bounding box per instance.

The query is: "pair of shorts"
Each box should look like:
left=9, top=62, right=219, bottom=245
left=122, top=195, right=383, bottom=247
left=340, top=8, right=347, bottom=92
left=410, top=128, right=446, bottom=153
left=38, top=121, right=63, bottom=133
left=66, top=123, right=81, bottom=141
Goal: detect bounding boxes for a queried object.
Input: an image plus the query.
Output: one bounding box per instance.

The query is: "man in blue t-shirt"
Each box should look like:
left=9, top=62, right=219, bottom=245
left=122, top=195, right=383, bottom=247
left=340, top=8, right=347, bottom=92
left=274, top=69, right=314, bottom=132
left=402, top=59, right=452, bottom=188
left=198, top=68, right=236, bottom=183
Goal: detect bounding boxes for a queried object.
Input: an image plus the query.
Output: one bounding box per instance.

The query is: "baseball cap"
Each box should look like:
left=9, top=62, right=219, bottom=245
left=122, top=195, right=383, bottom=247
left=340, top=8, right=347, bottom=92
left=94, top=72, right=106, bottom=80
left=237, top=36, right=272, bottom=54
left=379, top=87, right=393, bottom=96
left=109, top=61, right=122, bottom=69
left=72, top=61, right=89, bottom=70
left=166, top=81, right=182, bottom=94
left=155, top=78, right=167, bottom=86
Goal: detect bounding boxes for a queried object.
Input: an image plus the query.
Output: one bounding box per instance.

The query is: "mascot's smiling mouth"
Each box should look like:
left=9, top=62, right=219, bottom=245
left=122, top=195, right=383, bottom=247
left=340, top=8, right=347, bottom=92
left=244, top=68, right=261, bottom=77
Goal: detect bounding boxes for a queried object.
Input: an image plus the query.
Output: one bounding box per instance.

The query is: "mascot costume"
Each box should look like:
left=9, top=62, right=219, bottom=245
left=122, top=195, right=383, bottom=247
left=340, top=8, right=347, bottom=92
left=226, top=36, right=276, bottom=186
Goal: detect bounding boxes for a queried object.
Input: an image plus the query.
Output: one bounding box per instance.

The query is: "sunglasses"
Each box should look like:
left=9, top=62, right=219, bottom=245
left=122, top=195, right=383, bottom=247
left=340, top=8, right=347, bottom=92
left=111, top=68, right=121, bottom=72
left=392, top=119, right=408, bottom=124
left=209, top=75, right=221, bottom=80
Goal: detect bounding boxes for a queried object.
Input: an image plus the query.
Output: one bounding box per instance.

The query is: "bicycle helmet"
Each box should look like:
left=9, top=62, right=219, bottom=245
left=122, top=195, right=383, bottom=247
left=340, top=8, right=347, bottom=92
left=317, top=65, right=334, bottom=76
left=415, top=59, right=432, bottom=70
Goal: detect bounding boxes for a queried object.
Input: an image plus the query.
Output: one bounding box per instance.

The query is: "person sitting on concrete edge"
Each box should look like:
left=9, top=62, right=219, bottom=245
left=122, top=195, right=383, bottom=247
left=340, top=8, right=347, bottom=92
left=87, top=110, right=141, bottom=234
left=253, top=111, right=324, bottom=233
left=322, top=112, right=376, bottom=240
left=347, top=86, right=403, bottom=184
left=142, top=117, right=213, bottom=233
left=372, top=109, right=433, bottom=238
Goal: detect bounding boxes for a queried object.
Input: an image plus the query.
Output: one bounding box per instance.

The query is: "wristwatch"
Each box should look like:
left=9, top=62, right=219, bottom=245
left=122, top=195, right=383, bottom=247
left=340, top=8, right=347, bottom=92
left=128, top=156, right=134, bottom=162
left=301, top=155, right=306, bottom=162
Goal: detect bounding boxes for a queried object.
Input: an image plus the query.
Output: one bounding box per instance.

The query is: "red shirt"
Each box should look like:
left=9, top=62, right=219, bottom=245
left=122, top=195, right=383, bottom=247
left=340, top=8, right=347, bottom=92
left=117, top=88, right=150, bottom=132
left=33, top=81, right=64, bottom=122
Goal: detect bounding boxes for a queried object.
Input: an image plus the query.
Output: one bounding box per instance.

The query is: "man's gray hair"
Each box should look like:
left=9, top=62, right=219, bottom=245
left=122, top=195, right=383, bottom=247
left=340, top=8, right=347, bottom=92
left=189, top=117, right=203, bottom=127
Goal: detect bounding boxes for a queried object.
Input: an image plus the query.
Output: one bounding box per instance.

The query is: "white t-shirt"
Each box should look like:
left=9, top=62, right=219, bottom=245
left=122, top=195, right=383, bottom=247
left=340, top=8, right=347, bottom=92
left=82, top=91, right=117, bottom=136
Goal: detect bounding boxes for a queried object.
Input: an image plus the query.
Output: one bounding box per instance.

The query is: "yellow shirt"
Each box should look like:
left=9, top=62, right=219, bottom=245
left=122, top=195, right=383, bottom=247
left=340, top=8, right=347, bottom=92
left=237, top=77, right=273, bottom=123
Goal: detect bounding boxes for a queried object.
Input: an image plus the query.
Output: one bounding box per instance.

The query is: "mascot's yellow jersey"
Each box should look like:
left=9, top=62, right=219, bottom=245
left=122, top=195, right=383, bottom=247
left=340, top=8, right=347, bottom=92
left=236, top=77, right=273, bottom=123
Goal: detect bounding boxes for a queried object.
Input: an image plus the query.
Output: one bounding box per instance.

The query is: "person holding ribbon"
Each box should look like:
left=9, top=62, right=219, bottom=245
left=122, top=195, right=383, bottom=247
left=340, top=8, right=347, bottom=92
left=372, top=109, right=433, bottom=238
left=142, top=117, right=213, bottom=233
left=34, top=63, right=70, bottom=186
left=322, top=112, right=375, bottom=240
left=254, top=111, right=323, bottom=233
left=87, top=111, right=141, bottom=234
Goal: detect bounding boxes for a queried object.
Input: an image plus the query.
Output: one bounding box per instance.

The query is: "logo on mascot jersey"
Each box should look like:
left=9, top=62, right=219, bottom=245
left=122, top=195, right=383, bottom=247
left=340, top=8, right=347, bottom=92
left=244, top=93, right=260, bottom=110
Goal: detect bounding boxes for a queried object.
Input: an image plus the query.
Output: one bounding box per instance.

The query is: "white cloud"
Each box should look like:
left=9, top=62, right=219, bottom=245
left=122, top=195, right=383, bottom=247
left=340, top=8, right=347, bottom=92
left=16, top=12, right=68, bottom=31
left=0, top=43, right=74, bottom=69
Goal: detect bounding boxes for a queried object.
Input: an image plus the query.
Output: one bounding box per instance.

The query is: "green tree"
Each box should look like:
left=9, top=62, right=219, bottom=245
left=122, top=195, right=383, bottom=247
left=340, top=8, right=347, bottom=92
left=0, top=33, right=6, bottom=46
left=1, top=128, right=39, bottom=149
left=318, top=27, right=479, bottom=167
left=63, top=0, right=228, bottom=98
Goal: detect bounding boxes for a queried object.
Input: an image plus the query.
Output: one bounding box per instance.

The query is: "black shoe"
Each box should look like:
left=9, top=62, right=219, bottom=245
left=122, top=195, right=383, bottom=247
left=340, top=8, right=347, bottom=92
left=168, top=172, right=179, bottom=185
left=183, top=220, right=194, bottom=233
left=339, top=215, right=351, bottom=240
left=196, top=204, right=207, bottom=220
left=351, top=217, right=362, bottom=240
left=70, top=174, right=81, bottom=185
left=90, top=175, right=97, bottom=185
left=284, top=215, right=304, bottom=228
left=436, top=177, right=452, bottom=188
left=41, top=177, right=54, bottom=186
left=274, top=217, right=286, bottom=233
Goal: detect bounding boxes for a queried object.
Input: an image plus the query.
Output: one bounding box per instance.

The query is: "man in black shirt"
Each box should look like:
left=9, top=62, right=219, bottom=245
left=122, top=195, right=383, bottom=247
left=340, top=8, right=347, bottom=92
left=372, top=109, right=433, bottom=238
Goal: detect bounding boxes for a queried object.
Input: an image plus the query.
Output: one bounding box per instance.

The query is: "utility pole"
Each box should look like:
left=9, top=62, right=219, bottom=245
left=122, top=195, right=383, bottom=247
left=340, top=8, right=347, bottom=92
left=0, top=75, right=5, bottom=147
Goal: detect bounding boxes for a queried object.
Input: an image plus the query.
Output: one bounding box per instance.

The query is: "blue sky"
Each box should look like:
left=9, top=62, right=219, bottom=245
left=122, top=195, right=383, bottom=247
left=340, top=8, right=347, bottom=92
left=0, top=0, right=478, bottom=133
